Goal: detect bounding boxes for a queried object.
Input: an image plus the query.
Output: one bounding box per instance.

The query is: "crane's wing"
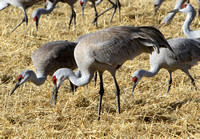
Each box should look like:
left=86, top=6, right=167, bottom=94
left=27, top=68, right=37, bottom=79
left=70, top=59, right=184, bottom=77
left=91, top=26, right=172, bottom=65
left=168, top=38, right=200, bottom=64
left=32, top=41, right=77, bottom=76
left=138, top=26, right=173, bottom=52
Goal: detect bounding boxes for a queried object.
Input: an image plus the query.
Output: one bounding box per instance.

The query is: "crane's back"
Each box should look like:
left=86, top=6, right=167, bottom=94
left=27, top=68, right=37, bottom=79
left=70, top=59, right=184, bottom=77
left=31, top=40, right=77, bottom=76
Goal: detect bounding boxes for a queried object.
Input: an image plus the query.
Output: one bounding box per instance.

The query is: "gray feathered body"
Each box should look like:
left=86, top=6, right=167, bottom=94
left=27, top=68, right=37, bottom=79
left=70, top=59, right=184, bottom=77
left=31, top=40, right=77, bottom=77
left=0, top=0, right=42, bottom=10
left=150, top=38, right=200, bottom=72
left=74, top=26, right=171, bottom=74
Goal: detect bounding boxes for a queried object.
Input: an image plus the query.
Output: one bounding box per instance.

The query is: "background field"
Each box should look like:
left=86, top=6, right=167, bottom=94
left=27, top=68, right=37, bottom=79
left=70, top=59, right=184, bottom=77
left=1, top=0, right=200, bottom=138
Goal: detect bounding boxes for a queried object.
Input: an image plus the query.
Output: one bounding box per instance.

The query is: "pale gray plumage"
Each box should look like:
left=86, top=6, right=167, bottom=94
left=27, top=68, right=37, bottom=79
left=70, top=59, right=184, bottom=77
left=0, top=0, right=43, bottom=32
left=169, top=3, right=200, bottom=39
left=132, top=38, right=200, bottom=93
left=32, top=0, right=78, bottom=30
left=52, top=25, right=172, bottom=120
left=161, top=0, right=188, bottom=24
left=10, top=40, right=78, bottom=96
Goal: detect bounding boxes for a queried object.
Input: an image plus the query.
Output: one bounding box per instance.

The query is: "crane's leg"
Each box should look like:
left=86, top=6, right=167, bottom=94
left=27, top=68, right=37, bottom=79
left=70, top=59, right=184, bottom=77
left=69, top=81, right=77, bottom=95
left=92, top=1, right=99, bottom=28
left=11, top=9, right=28, bottom=32
left=69, top=6, right=76, bottom=29
left=117, top=0, right=121, bottom=22
left=109, top=0, right=121, bottom=23
left=182, top=69, right=198, bottom=90
left=112, top=74, right=120, bottom=115
left=93, top=72, right=98, bottom=86
left=166, top=71, right=172, bottom=93
left=92, top=0, right=116, bottom=24
left=98, top=72, right=104, bottom=120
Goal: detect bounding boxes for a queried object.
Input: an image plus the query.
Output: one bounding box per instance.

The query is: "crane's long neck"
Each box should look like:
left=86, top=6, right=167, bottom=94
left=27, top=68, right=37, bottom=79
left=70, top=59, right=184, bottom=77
left=182, top=12, right=196, bottom=38
left=69, top=71, right=94, bottom=87
left=38, top=0, right=57, bottom=15
left=30, top=71, right=47, bottom=86
left=62, top=68, right=94, bottom=87
left=140, top=67, right=160, bottom=78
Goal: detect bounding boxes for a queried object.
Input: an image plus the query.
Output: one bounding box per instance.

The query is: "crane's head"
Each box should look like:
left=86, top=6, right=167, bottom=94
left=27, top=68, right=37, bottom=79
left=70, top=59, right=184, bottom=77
left=51, top=68, right=71, bottom=105
left=32, top=9, right=42, bottom=31
left=168, top=3, right=195, bottom=15
left=10, top=70, right=33, bottom=96
left=131, top=70, right=144, bottom=93
left=51, top=68, right=81, bottom=105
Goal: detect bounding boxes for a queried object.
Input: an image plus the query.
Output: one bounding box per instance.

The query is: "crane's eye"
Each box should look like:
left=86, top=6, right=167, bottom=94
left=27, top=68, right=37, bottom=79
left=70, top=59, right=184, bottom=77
left=52, top=76, right=57, bottom=85
left=181, top=4, right=187, bottom=9
left=17, top=75, right=23, bottom=82
left=132, top=76, right=138, bottom=83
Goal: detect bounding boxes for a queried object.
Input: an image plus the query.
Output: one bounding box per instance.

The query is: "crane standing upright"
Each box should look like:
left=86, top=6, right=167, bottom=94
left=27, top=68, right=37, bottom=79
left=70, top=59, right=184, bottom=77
left=169, top=3, right=200, bottom=39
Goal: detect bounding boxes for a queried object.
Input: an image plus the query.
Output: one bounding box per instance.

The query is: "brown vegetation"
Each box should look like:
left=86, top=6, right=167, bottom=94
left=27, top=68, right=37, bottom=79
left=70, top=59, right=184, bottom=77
left=0, top=0, right=200, bottom=138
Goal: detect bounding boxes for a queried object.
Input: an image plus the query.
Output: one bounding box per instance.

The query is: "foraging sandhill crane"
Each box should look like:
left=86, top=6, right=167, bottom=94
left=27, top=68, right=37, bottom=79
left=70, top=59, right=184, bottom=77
left=0, top=0, right=43, bottom=32
left=51, top=26, right=172, bottom=120
left=79, top=0, right=102, bottom=27
left=169, top=3, right=200, bottom=39
left=79, top=0, right=121, bottom=24
left=32, top=0, right=78, bottom=30
left=161, top=0, right=188, bottom=24
left=10, top=40, right=79, bottom=96
left=160, top=0, right=200, bottom=24
left=132, top=38, right=200, bottom=94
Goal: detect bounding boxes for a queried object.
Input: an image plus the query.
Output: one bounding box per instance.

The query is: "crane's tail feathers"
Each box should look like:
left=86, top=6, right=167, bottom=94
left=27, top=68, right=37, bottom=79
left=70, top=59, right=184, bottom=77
left=135, top=26, right=173, bottom=53
left=137, top=38, right=160, bottom=53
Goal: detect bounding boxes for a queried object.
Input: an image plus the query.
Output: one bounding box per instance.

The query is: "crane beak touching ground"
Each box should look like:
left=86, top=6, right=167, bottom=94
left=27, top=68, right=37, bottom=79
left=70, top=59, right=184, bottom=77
left=10, top=82, right=20, bottom=96
left=50, top=85, right=58, bottom=106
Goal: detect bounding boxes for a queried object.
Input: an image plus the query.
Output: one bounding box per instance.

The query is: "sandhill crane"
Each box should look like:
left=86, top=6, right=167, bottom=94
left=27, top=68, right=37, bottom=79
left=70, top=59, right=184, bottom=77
left=10, top=40, right=79, bottom=96
left=51, top=26, right=172, bottom=120
left=0, top=0, right=44, bottom=32
left=79, top=0, right=102, bottom=27
left=32, top=0, right=78, bottom=30
left=79, top=0, right=120, bottom=24
left=132, top=38, right=200, bottom=94
left=160, top=0, right=200, bottom=24
left=161, top=0, right=188, bottom=24
left=169, top=3, right=200, bottom=39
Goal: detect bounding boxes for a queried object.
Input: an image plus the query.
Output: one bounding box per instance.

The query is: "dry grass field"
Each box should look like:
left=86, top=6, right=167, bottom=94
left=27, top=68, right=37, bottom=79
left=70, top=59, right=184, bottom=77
left=1, top=0, right=200, bottom=138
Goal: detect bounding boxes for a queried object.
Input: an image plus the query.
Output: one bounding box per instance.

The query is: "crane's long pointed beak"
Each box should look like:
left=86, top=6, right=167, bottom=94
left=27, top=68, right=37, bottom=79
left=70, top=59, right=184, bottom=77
left=81, top=7, right=85, bottom=17
left=168, top=9, right=179, bottom=13
left=10, top=83, right=20, bottom=96
left=36, top=20, right=38, bottom=31
left=50, top=85, right=58, bottom=106
left=131, top=83, right=137, bottom=95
